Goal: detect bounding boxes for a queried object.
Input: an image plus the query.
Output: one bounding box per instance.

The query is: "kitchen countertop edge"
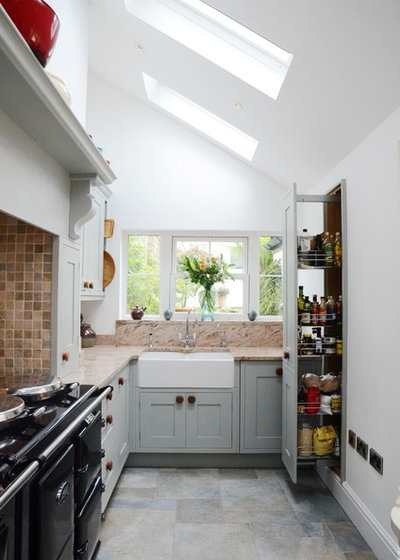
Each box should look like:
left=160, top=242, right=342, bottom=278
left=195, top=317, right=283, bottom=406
left=62, top=345, right=283, bottom=388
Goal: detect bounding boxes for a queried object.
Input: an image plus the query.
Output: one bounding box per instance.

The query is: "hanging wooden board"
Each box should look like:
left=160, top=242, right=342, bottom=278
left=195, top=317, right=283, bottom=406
left=103, top=250, right=115, bottom=288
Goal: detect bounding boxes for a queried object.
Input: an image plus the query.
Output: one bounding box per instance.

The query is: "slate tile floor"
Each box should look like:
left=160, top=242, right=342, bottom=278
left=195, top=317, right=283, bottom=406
left=98, top=467, right=377, bottom=560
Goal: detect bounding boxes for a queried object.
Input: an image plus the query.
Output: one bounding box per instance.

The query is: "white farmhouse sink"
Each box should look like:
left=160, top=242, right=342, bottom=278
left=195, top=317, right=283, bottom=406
left=138, top=351, right=234, bottom=388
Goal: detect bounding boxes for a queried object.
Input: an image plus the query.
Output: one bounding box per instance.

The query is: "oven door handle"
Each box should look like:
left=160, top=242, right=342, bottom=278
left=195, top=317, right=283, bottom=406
left=0, top=387, right=111, bottom=511
left=0, top=460, right=40, bottom=509
left=38, top=386, right=112, bottom=462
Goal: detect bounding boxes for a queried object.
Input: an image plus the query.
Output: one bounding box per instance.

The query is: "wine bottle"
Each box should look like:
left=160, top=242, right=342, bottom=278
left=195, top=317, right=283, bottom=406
left=298, top=286, right=305, bottom=322
left=302, top=296, right=311, bottom=325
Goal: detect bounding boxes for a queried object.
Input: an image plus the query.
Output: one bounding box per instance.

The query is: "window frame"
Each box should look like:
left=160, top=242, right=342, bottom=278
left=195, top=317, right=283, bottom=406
left=121, top=230, right=282, bottom=322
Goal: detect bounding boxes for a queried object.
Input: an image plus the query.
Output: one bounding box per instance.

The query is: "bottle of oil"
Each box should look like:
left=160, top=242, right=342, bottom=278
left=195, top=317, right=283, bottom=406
left=298, top=286, right=305, bottom=324
left=334, top=232, right=342, bottom=267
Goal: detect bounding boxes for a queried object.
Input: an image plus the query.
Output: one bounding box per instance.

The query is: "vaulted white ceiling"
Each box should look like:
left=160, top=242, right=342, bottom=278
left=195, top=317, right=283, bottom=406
left=88, top=0, right=400, bottom=188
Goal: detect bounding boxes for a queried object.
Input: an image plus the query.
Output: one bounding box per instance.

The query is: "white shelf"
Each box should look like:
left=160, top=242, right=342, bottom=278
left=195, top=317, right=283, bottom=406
left=0, top=6, right=116, bottom=186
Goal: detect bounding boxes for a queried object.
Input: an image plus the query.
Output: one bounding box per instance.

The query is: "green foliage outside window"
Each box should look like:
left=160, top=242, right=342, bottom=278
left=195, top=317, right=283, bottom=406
left=127, top=236, right=160, bottom=314
left=259, top=236, right=283, bottom=316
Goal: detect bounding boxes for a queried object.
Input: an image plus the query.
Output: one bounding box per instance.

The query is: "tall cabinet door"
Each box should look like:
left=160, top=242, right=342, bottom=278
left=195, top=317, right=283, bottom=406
left=282, top=185, right=298, bottom=482
left=53, top=238, right=80, bottom=376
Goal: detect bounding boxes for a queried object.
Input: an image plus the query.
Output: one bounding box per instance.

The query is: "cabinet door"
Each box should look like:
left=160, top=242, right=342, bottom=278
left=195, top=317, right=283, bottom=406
left=54, top=238, right=80, bottom=376
left=139, top=392, right=185, bottom=449
left=281, top=363, right=298, bottom=482
left=282, top=184, right=298, bottom=370
left=186, top=392, right=232, bottom=449
left=241, top=362, right=282, bottom=453
left=81, top=188, right=105, bottom=299
left=282, top=184, right=298, bottom=483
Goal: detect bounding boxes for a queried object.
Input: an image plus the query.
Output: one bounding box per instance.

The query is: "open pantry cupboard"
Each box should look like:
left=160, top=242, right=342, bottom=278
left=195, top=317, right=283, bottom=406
left=282, top=181, right=347, bottom=483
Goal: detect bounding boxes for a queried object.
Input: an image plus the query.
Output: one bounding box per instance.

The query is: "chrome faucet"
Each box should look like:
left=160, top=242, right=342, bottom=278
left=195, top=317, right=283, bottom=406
left=217, top=322, right=227, bottom=348
left=179, top=309, right=198, bottom=348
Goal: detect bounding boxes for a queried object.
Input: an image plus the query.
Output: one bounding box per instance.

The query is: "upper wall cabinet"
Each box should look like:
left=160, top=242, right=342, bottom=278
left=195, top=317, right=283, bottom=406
left=80, top=185, right=110, bottom=299
left=0, top=6, right=116, bottom=226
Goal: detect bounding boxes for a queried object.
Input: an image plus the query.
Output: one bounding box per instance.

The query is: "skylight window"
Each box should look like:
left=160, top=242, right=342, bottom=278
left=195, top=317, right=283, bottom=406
left=124, top=0, right=293, bottom=100
left=143, top=73, right=259, bottom=160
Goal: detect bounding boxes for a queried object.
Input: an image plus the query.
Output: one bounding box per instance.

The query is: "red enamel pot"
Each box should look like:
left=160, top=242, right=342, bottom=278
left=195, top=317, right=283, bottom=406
left=1, top=0, right=60, bottom=67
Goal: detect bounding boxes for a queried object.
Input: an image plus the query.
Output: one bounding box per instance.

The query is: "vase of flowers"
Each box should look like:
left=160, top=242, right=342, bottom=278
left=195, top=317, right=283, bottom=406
left=180, top=254, right=233, bottom=321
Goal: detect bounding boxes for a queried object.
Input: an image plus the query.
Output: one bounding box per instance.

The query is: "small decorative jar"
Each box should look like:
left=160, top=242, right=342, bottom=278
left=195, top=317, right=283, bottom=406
left=164, top=309, right=173, bottom=321
left=80, top=315, right=97, bottom=348
left=131, top=306, right=147, bottom=320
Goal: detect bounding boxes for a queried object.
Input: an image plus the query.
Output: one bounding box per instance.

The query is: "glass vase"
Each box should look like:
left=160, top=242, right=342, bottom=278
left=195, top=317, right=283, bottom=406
left=198, top=288, right=216, bottom=321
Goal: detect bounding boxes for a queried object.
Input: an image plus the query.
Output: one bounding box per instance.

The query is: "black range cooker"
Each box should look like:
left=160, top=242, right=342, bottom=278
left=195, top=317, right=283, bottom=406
left=0, top=379, right=111, bottom=560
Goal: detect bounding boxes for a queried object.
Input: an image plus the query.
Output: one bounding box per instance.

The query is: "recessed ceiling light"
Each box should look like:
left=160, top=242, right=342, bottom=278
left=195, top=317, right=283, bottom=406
left=143, top=73, right=259, bottom=161
left=136, top=43, right=144, bottom=51
left=233, top=101, right=242, bottom=109
left=124, top=0, right=293, bottom=100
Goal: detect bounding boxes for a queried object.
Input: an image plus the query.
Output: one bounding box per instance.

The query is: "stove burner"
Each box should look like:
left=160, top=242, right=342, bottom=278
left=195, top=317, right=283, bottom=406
left=0, top=396, right=26, bottom=423
left=11, top=377, right=64, bottom=400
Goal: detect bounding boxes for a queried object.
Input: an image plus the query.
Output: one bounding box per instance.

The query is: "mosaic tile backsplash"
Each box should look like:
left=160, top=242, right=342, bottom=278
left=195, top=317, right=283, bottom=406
left=0, top=212, right=53, bottom=389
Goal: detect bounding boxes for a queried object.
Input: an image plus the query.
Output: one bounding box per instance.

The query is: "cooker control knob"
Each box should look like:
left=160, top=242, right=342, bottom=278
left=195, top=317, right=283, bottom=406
left=56, top=481, right=71, bottom=505
left=106, top=461, right=113, bottom=471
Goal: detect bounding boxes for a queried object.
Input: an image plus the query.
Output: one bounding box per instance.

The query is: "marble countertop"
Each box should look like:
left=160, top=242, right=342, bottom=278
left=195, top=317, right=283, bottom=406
left=62, top=345, right=283, bottom=388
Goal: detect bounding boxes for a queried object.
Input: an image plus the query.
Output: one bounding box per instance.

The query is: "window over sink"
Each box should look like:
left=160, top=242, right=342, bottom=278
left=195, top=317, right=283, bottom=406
left=123, top=232, right=282, bottom=321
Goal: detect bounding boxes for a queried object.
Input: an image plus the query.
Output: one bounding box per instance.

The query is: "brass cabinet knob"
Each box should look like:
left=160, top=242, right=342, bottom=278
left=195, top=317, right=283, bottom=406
left=283, top=351, right=290, bottom=360
left=107, top=391, right=113, bottom=401
left=106, top=461, right=113, bottom=471
left=83, top=281, right=89, bottom=288
left=187, top=395, right=196, bottom=404
left=89, top=282, right=94, bottom=289
left=118, top=377, right=125, bottom=386
left=176, top=395, right=184, bottom=404
left=106, top=415, right=113, bottom=424
left=62, top=351, right=70, bottom=362
left=275, top=367, right=283, bottom=376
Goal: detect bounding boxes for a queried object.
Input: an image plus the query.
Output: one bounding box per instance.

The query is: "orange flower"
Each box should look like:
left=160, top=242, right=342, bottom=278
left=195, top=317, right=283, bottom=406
left=199, top=264, right=205, bottom=270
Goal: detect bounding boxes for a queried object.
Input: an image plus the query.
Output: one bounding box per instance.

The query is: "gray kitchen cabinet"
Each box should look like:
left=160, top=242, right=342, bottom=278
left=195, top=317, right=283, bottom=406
left=240, top=361, right=282, bottom=453
left=81, top=186, right=110, bottom=300
left=101, top=365, right=131, bottom=513
left=138, top=390, right=236, bottom=452
left=53, top=238, right=80, bottom=376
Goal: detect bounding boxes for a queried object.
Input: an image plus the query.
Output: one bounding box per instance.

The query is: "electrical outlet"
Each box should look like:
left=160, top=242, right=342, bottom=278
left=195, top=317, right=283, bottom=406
left=356, top=436, right=368, bottom=460
left=348, top=430, right=356, bottom=448
left=369, top=448, right=383, bottom=475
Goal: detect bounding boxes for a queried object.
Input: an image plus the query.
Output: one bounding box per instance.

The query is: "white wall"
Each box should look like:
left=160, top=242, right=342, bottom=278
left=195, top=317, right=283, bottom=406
left=312, top=107, right=400, bottom=549
left=46, top=0, right=89, bottom=125
left=82, top=73, right=286, bottom=333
